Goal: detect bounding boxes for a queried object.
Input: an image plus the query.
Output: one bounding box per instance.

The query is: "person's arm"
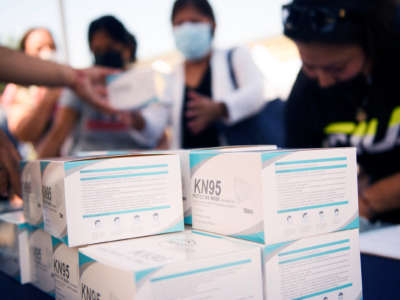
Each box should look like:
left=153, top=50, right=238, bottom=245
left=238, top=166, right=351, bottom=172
left=36, top=107, right=78, bottom=158
left=0, top=46, right=117, bottom=114
left=359, top=173, right=400, bottom=219
left=218, top=47, right=265, bottom=125
left=0, top=130, right=21, bottom=197
left=184, top=47, right=264, bottom=134
left=4, top=85, right=61, bottom=143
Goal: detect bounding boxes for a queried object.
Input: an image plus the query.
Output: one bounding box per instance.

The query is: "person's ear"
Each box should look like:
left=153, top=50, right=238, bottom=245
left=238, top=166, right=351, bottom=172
left=211, top=21, right=216, bottom=37
left=122, top=47, right=132, bottom=65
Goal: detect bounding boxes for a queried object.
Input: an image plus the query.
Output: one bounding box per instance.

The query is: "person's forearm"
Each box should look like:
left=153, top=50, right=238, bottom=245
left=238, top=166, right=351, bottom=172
left=36, top=130, right=64, bottom=158
left=0, top=46, right=76, bottom=87
left=363, top=173, right=400, bottom=214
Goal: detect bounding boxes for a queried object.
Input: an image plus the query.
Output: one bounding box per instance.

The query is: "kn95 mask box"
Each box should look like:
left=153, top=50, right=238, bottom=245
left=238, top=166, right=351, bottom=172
left=182, top=145, right=277, bottom=225
left=21, top=160, right=43, bottom=226
left=51, top=237, right=80, bottom=300
left=0, top=211, right=32, bottom=284
left=29, top=227, right=55, bottom=296
left=78, top=230, right=264, bottom=300
left=41, top=154, right=184, bottom=247
left=190, top=147, right=359, bottom=245
left=196, top=228, right=363, bottom=300
left=262, top=229, right=363, bottom=300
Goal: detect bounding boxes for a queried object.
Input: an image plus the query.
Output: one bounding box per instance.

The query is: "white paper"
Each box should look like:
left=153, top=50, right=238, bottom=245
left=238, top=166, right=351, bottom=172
left=108, top=68, right=157, bottom=110
left=360, top=225, right=400, bottom=260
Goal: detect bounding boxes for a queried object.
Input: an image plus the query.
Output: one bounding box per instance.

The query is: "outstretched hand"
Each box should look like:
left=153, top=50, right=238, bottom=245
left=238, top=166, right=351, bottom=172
left=70, top=67, right=120, bottom=115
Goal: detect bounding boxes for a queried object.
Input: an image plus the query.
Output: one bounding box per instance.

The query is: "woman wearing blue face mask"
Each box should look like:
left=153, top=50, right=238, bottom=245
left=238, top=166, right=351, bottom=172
left=132, top=0, right=264, bottom=149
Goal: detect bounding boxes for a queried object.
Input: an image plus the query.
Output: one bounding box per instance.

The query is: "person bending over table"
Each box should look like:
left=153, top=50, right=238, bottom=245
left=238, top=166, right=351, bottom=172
left=283, top=0, right=400, bottom=228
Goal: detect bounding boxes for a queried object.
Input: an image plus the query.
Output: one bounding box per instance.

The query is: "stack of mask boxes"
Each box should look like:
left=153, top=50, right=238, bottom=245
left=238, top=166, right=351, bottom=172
left=10, top=150, right=268, bottom=300
left=0, top=146, right=363, bottom=300
left=189, top=147, right=363, bottom=300
left=17, top=153, right=186, bottom=299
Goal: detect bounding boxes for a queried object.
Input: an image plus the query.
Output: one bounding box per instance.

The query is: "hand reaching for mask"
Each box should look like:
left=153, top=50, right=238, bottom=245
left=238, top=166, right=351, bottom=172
left=70, top=67, right=119, bottom=115
left=186, top=91, right=227, bottom=135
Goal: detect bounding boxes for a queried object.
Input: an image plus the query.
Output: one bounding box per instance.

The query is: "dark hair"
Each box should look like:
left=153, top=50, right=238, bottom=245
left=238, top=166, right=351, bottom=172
left=19, top=27, right=53, bottom=52
left=171, top=0, right=216, bottom=24
left=284, top=0, right=399, bottom=65
left=88, top=15, right=137, bottom=62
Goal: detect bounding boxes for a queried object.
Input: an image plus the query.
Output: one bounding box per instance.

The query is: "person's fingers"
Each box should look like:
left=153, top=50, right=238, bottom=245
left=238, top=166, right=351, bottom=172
left=0, top=149, right=21, bottom=196
left=93, top=84, right=108, bottom=98
left=8, top=140, right=21, bottom=162
left=185, top=108, right=202, bottom=118
left=92, top=66, right=121, bottom=78
left=0, top=130, right=20, bottom=161
left=74, top=69, right=118, bottom=115
left=0, top=168, right=8, bottom=197
left=188, top=91, right=206, bottom=101
left=187, top=99, right=205, bottom=109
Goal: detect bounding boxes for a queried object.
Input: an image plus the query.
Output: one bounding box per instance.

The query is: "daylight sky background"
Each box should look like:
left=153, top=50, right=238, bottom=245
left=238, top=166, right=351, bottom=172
left=0, top=0, right=288, bottom=68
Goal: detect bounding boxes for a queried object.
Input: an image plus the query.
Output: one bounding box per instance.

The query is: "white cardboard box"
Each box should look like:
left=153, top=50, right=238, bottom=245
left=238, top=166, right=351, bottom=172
left=78, top=230, right=264, bottom=300
left=0, top=211, right=32, bottom=284
left=29, top=227, right=55, bottom=296
left=182, top=145, right=277, bottom=225
left=51, top=237, right=80, bottom=300
left=21, top=160, right=43, bottom=226
left=190, top=148, right=359, bottom=245
left=41, top=154, right=184, bottom=247
left=262, top=229, right=363, bottom=300
left=194, top=228, right=363, bottom=300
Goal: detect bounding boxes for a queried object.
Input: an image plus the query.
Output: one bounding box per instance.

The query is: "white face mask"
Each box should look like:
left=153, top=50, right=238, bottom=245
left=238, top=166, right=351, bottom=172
left=38, top=49, right=60, bottom=63
left=173, top=22, right=213, bottom=61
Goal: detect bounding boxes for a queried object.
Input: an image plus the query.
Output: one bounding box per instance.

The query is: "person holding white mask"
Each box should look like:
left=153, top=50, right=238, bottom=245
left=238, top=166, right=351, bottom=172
left=1, top=28, right=62, bottom=148
left=124, top=0, right=265, bottom=149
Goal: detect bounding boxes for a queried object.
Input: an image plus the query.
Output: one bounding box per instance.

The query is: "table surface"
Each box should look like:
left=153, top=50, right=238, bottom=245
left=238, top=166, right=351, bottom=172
left=1, top=254, right=399, bottom=300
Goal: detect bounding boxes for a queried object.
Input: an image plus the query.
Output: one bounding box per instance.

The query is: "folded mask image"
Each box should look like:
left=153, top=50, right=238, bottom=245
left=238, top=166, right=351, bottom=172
left=234, top=177, right=254, bottom=204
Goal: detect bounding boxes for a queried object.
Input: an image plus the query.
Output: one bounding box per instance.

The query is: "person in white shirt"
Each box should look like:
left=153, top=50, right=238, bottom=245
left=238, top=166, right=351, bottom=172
left=124, top=0, right=265, bottom=149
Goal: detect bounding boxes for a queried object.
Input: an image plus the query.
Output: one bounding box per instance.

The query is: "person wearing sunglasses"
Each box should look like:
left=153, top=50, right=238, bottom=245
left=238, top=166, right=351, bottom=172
left=283, top=0, right=400, bottom=229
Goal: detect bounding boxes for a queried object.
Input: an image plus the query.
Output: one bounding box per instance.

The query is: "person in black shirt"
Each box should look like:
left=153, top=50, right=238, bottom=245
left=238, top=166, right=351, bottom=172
left=283, top=0, right=400, bottom=225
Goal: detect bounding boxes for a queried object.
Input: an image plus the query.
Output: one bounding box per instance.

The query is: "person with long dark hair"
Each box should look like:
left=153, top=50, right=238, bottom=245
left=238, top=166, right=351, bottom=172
left=283, top=0, right=400, bottom=228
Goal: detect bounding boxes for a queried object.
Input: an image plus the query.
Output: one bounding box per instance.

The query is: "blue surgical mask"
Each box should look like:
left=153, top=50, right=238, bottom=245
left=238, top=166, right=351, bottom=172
left=173, top=22, right=212, bottom=61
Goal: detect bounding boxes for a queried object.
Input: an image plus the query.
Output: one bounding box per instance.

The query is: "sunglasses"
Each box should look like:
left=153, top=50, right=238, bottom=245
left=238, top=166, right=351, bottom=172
left=282, top=4, right=349, bottom=34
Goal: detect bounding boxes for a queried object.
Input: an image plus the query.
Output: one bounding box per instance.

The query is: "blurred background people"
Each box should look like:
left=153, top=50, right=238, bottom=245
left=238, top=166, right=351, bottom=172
left=1, top=28, right=61, bottom=157
left=127, top=0, right=265, bottom=149
left=0, top=45, right=116, bottom=201
left=37, top=15, right=149, bottom=157
left=283, top=0, right=400, bottom=227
